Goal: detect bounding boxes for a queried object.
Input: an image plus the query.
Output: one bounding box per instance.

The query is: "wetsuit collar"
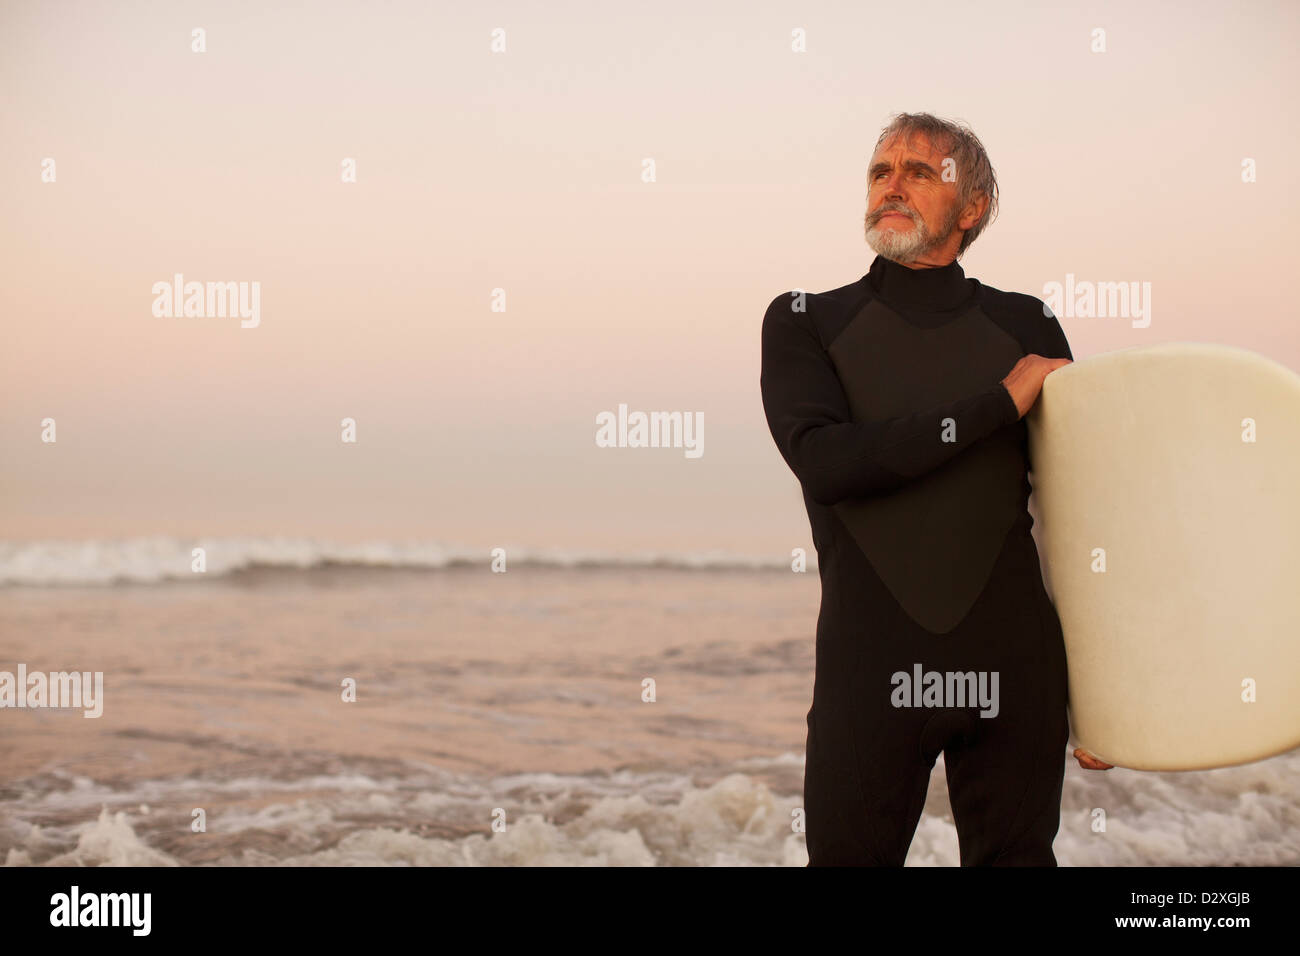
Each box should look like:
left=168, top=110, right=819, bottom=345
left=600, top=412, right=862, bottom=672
left=866, top=254, right=971, bottom=312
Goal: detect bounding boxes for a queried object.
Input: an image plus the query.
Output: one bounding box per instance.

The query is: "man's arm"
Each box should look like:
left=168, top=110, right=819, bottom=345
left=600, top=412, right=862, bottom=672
left=759, top=292, right=1019, bottom=505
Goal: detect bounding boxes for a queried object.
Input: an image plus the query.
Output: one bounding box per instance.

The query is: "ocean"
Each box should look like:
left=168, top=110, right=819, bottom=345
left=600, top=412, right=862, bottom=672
left=1, top=537, right=1296, bottom=866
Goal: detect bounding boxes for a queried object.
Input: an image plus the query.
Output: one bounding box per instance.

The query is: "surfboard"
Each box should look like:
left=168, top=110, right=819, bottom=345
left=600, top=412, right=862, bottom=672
left=1026, top=343, right=1300, bottom=771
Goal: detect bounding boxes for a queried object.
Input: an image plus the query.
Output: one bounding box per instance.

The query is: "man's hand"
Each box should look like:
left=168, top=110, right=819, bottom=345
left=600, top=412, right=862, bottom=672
left=1001, top=354, right=1073, bottom=419
left=1073, top=747, right=1114, bottom=770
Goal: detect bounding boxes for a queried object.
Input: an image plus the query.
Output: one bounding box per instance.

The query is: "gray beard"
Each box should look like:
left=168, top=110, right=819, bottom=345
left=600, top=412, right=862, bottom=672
left=865, top=206, right=961, bottom=261
left=866, top=222, right=929, bottom=260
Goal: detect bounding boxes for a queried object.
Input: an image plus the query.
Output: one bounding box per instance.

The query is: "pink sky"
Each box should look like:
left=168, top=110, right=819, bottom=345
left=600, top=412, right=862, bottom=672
left=3, top=0, right=1298, bottom=554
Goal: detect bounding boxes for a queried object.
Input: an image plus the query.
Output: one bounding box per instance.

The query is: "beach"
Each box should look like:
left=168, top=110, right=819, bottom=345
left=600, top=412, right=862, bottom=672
left=1, top=553, right=1297, bottom=866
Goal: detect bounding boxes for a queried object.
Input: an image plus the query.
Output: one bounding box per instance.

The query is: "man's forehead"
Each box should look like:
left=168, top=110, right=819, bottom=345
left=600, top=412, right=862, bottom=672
left=871, top=131, right=943, bottom=162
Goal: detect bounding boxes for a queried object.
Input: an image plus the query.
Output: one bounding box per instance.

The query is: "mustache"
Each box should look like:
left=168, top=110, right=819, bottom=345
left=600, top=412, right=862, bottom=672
left=871, top=207, right=916, bottom=222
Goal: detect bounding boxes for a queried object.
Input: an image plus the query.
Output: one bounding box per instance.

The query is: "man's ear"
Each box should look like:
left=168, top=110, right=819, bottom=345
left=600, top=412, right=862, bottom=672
left=960, top=192, right=989, bottom=230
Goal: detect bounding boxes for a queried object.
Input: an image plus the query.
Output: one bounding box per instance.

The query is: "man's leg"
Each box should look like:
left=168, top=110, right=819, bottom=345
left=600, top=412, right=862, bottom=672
left=944, top=710, right=1067, bottom=865
left=804, top=701, right=932, bottom=866
left=942, top=655, right=1069, bottom=866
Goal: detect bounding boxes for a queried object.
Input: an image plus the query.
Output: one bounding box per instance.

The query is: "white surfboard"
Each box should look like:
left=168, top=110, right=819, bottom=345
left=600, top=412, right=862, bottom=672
left=1026, top=343, right=1300, bottom=771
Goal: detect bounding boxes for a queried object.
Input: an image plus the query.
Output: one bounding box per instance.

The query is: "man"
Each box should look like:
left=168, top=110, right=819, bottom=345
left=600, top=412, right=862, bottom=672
left=760, top=112, right=1109, bottom=867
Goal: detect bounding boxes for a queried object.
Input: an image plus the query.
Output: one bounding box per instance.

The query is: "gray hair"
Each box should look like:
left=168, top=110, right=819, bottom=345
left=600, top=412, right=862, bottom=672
left=872, top=112, right=999, bottom=256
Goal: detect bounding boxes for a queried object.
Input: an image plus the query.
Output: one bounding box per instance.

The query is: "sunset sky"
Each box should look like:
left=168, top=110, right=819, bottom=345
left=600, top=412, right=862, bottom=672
left=4, top=0, right=1298, bottom=555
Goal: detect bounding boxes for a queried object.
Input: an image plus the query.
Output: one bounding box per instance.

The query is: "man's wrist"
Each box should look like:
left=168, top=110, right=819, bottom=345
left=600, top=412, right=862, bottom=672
left=993, top=382, right=1020, bottom=424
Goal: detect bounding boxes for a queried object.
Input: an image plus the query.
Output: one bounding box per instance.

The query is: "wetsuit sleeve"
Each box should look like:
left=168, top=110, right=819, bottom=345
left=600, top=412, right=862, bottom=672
left=760, top=293, right=1019, bottom=506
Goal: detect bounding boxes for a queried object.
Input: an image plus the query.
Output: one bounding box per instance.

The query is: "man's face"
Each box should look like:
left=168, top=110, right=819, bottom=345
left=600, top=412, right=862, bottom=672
left=863, top=131, right=965, bottom=263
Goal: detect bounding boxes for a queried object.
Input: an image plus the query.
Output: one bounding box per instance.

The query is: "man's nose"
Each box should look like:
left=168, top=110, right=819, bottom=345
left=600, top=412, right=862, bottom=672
left=878, top=186, right=907, bottom=209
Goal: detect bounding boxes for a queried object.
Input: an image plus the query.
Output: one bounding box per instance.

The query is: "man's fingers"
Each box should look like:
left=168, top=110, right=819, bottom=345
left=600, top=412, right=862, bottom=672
left=1073, top=747, right=1114, bottom=770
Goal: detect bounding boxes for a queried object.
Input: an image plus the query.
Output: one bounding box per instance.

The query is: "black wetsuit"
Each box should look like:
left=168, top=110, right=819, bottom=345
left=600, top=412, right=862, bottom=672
left=760, top=253, right=1073, bottom=866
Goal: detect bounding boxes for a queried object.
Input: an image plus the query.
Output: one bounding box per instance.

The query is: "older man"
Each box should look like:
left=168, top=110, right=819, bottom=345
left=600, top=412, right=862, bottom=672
left=761, top=112, right=1106, bottom=867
